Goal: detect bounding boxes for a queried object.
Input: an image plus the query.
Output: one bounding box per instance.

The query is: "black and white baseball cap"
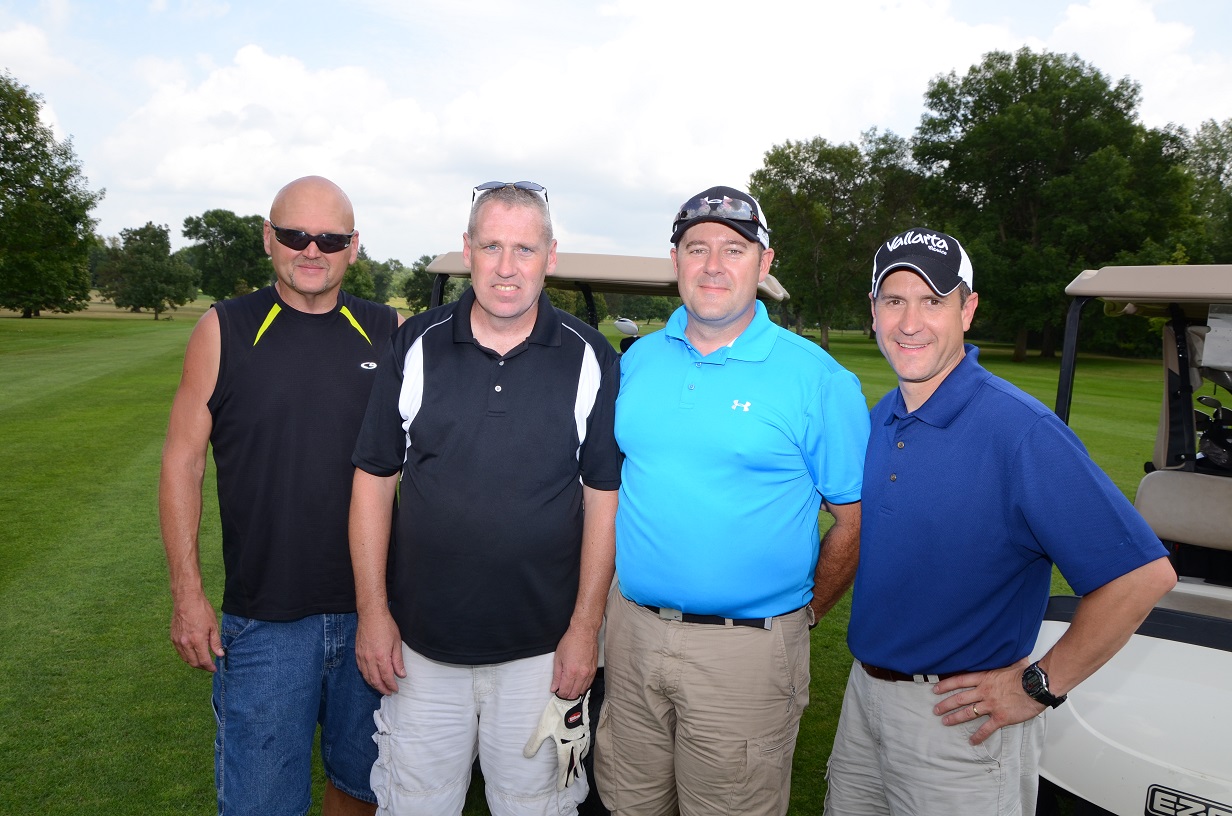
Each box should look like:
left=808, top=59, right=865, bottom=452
left=871, top=227, right=973, bottom=297
left=671, top=186, right=771, bottom=249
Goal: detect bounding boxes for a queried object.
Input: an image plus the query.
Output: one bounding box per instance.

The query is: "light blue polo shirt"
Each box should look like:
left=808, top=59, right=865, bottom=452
left=615, top=302, right=870, bottom=619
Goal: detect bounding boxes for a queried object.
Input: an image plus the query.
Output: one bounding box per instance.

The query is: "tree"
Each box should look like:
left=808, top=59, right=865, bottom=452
left=914, top=48, right=1193, bottom=360
left=96, top=222, right=198, bottom=318
left=0, top=72, right=104, bottom=317
left=546, top=287, right=608, bottom=324
left=181, top=209, right=270, bottom=300
left=401, top=254, right=439, bottom=312
left=751, top=129, right=925, bottom=346
left=341, top=258, right=376, bottom=301
left=1187, top=118, right=1232, bottom=262
left=369, top=257, right=399, bottom=304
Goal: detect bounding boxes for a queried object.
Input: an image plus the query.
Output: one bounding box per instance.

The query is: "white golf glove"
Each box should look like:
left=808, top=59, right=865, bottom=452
left=522, top=691, right=591, bottom=790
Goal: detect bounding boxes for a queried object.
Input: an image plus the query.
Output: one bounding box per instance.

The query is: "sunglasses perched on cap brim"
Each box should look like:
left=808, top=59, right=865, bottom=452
left=269, top=223, right=356, bottom=254
left=471, top=180, right=549, bottom=208
left=673, top=195, right=763, bottom=232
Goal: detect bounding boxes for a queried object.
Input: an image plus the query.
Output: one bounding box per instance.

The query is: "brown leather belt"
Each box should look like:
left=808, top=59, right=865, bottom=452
left=861, top=662, right=964, bottom=683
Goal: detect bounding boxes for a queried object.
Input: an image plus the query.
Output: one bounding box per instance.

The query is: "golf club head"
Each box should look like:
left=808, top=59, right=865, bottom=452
left=1200, top=367, right=1232, bottom=392
left=1195, top=410, right=1214, bottom=432
left=1197, top=395, right=1223, bottom=410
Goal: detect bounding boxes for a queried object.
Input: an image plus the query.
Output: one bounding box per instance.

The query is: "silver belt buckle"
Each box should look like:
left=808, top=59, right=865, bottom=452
left=659, top=607, right=684, bottom=622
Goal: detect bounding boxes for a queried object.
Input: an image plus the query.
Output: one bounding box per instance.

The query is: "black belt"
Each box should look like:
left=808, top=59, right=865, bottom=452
left=639, top=604, right=773, bottom=630
left=861, top=661, right=964, bottom=683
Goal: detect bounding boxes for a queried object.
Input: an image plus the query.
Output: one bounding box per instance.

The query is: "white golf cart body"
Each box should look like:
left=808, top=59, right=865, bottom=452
left=425, top=251, right=789, bottom=327
left=1037, top=265, right=1232, bottom=815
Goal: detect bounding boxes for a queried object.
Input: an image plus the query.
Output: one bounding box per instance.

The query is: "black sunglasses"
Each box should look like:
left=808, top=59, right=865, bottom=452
left=471, top=180, right=549, bottom=207
left=269, top=223, right=355, bottom=254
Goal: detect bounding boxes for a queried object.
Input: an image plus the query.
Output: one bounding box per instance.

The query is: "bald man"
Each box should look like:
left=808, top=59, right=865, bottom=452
left=160, top=176, right=401, bottom=816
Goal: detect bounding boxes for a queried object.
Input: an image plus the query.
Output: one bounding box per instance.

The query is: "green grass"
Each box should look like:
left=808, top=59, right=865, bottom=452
left=0, top=309, right=1159, bottom=814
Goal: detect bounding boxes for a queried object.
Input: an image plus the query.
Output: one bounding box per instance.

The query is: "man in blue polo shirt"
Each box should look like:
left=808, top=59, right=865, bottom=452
left=593, top=185, right=870, bottom=815
left=823, top=227, right=1177, bottom=815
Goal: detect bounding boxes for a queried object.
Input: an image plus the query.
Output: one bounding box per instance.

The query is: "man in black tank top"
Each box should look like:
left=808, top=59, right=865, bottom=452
left=160, top=176, right=400, bottom=816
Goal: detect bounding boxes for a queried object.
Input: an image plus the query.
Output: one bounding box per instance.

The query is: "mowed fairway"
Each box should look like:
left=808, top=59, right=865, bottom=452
left=0, top=306, right=1161, bottom=814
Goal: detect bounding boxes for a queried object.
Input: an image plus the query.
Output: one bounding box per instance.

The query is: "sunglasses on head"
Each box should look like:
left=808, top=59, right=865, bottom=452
left=471, top=180, right=549, bottom=207
left=269, top=223, right=355, bottom=254
left=673, top=195, right=761, bottom=232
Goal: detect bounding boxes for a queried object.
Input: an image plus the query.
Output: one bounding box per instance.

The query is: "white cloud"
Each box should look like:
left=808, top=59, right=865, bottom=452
left=0, top=22, right=78, bottom=138
left=1048, top=0, right=1232, bottom=128
left=11, top=0, right=1232, bottom=261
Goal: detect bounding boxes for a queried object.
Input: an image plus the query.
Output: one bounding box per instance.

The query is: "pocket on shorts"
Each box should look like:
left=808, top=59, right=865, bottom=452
left=369, top=704, right=392, bottom=804
left=734, top=724, right=798, bottom=813
left=962, top=715, right=1003, bottom=766
left=219, top=613, right=256, bottom=648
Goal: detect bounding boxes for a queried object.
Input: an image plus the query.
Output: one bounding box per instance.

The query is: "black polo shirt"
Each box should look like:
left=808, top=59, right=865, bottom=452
left=353, top=287, right=621, bottom=664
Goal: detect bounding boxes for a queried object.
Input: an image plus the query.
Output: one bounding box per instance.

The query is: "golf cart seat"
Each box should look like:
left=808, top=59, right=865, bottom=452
left=1134, top=470, right=1232, bottom=553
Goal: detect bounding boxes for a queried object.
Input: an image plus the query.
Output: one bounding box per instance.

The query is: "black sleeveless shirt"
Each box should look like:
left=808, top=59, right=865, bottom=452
left=208, top=286, right=398, bottom=620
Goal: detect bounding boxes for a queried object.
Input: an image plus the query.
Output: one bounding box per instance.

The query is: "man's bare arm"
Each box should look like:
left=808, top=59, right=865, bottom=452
left=810, top=500, right=861, bottom=621
left=350, top=467, right=403, bottom=695
left=934, top=556, right=1176, bottom=745
left=552, top=486, right=618, bottom=700
left=159, top=310, right=222, bottom=671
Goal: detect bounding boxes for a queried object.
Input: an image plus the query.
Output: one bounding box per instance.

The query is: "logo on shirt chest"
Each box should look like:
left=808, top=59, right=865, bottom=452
left=360, top=362, right=378, bottom=370
left=731, top=399, right=751, bottom=412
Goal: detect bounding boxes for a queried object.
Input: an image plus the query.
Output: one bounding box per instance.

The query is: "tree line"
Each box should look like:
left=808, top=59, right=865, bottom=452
left=6, top=50, right=1232, bottom=358
left=751, top=48, right=1232, bottom=359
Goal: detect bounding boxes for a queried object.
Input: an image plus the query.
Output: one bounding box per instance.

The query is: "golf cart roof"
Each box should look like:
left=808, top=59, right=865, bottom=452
left=1065, top=264, right=1232, bottom=319
left=426, top=251, right=790, bottom=302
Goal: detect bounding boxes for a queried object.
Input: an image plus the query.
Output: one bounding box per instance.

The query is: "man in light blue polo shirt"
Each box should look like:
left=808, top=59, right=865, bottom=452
left=823, top=227, right=1176, bottom=816
left=593, top=185, right=870, bottom=815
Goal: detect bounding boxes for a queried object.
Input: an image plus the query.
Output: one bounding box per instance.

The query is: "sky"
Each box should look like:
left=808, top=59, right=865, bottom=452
left=3, top=0, right=1232, bottom=264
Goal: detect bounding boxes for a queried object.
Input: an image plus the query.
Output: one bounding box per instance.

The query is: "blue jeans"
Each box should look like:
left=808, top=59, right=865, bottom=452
left=212, top=612, right=381, bottom=816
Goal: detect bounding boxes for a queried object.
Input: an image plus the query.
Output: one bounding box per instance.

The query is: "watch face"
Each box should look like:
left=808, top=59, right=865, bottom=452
left=1023, top=666, right=1045, bottom=696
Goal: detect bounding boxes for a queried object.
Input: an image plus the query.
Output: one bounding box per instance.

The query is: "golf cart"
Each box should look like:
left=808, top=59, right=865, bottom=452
left=424, top=251, right=789, bottom=329
left=1035, top=265, right=1232, bottom=815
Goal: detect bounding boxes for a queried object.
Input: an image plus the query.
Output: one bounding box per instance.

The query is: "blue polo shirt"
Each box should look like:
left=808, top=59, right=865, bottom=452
left=615, top=302, right=870, bottom=619
left=848, top=345, right=1167, bottom=675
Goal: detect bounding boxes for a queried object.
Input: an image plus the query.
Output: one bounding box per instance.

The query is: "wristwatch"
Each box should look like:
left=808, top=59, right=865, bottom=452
left=1021, top=661, right=1067, bottom=708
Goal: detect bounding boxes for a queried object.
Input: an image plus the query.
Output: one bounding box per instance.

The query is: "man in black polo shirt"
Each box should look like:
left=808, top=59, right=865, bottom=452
left=350, top=181, right=621, bottom=815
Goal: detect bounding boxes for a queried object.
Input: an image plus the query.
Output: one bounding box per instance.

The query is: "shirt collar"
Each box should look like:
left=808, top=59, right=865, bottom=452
left=887, top=344, right=991, bottom=427
left=664, top=300, right=776, bottom=362
left=452, top=287, right=562, bottom=348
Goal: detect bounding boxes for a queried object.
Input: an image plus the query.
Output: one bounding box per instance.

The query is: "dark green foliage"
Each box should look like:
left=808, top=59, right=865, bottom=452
left=0, top=72, right=103, bottom=317
left=97, top=222, right=199, bottom=318
left=181, top=209, right=271, bottom=300
left=751, top=129, right=926, bottom=343
left=400, top=254, right=439, bottom=312
left=546, top=287, right=608, bottom=324
left=369, top=258, right=397, bottom=304
left=1187, top=118, right=1232, bottom=262
left=604, top=293, right=676, bottom=323
left=341, top=257, right=376, bottom=301
left=913, top=48, right=1194, bottom=360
